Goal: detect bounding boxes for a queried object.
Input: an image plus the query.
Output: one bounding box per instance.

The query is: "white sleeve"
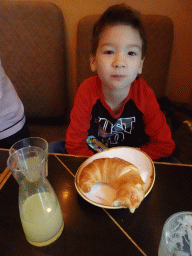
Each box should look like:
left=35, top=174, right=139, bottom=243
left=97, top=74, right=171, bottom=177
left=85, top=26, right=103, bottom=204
left=0, top=60, right=25, bottom=139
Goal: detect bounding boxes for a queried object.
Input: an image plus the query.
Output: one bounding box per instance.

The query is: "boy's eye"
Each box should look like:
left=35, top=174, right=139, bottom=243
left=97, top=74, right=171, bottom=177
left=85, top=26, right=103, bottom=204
left=128, top=51, right=136, bottom=56
left=104, top=50, right=114, bottom=55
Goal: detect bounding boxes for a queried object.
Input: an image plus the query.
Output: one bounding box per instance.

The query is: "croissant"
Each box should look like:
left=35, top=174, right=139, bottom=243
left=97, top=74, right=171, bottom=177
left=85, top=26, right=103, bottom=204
left=78, top=157, right=145, bottom=213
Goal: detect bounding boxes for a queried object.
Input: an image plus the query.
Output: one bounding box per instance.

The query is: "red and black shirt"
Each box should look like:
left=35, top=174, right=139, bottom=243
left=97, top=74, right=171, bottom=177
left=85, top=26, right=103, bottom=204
left=66, top=76, right=175, bottom=160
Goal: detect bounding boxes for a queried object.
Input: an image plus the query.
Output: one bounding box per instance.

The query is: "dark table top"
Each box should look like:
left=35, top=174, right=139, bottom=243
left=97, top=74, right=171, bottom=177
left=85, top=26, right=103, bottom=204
left=0, top=149, right=9, bottom=174
left=1, top=151, right=192, bottom=256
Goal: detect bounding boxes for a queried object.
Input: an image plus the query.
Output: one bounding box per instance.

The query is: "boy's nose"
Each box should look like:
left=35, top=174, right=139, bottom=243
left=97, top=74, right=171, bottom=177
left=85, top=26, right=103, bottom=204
left=112, top=54, right=126, bottom=68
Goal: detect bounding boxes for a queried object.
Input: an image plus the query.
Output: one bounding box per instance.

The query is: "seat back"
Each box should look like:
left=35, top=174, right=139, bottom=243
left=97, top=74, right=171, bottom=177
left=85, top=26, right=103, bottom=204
left=0, top=1, right=68, bottom=123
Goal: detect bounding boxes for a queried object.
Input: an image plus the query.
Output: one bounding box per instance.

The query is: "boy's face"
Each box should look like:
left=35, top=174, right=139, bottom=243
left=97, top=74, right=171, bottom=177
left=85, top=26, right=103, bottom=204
left=90, top=24, right=144, bottom=92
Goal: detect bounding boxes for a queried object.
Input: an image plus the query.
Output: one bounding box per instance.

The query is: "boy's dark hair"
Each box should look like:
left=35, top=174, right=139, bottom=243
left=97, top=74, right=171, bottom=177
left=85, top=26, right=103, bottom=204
left=91, top=4, right=147, bottom=58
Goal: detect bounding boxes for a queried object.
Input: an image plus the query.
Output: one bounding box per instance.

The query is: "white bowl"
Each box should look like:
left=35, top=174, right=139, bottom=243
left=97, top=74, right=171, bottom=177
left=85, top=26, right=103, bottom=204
left=75, top=147, right=155, bottom=209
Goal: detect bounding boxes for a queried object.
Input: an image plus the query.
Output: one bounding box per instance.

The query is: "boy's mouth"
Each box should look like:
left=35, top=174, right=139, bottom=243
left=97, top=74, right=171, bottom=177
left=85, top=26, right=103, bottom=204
left=111, top=75, right=126, bottom=80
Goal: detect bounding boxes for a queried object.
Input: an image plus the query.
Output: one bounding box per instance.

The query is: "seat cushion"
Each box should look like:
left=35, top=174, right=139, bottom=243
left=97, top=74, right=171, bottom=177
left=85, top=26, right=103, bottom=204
left=28, top=123, right=68, bottom=143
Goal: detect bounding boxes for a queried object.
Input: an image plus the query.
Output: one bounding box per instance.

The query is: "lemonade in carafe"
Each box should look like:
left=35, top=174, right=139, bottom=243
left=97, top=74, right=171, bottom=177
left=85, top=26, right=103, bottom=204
left=7, top=146, right=64, bottom=247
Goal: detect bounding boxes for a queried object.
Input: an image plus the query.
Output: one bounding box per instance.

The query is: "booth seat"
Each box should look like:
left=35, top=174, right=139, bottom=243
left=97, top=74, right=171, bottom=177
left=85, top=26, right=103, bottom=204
left=0, top=1, right=191, bottom=163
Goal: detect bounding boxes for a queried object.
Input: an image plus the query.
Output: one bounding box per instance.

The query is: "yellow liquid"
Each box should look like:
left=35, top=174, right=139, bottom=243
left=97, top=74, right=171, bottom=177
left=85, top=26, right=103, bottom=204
left=20, top=192, right=64, bottom=246
left=21, top=156, right=43, bottom=182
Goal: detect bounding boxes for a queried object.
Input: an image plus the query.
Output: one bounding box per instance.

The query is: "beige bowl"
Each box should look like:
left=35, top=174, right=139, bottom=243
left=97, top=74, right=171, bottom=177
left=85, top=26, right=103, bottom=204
left=75, top=147, right=155, bottom=209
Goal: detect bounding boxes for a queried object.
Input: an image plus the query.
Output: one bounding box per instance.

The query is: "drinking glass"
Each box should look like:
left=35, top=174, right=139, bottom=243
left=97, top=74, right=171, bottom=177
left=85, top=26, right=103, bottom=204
left=158, top=212, right=192, bottom=256
left=9, top=137, right=48, bottom=176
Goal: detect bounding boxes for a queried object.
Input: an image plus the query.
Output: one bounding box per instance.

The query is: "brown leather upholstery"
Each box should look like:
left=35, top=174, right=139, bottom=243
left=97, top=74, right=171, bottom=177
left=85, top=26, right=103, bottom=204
left=77, top=14, right=174, bottom=99
left=0, top=1, right=68, bottom=121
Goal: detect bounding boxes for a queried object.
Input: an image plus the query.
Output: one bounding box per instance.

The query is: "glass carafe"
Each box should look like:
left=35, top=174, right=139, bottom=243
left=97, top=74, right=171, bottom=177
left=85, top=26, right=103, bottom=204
left=7, top=146, right=64, bottom=247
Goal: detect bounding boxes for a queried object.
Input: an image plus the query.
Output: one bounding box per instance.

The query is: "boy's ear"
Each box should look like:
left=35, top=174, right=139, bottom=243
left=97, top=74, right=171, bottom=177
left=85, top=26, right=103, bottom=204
left=138, top=57, right=145, bottom=75
left=90, top=55, right=97, bottom=72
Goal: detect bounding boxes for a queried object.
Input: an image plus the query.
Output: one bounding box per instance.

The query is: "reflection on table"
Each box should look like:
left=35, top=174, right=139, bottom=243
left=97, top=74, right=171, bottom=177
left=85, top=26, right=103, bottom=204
left=1, top=151, right=192, bottom=256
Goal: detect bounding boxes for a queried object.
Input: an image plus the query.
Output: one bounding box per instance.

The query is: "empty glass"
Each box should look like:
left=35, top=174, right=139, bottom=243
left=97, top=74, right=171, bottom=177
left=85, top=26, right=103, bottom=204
left=158, top=212, right=192, bottom=256
left=9, top=137, right=48, bottom=176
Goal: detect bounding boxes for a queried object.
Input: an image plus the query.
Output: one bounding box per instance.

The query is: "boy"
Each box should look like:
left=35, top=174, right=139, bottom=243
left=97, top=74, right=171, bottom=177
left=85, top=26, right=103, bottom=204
left=0, top=60, right=29, bottom=148
left=55, top=4, right=175, bottom=161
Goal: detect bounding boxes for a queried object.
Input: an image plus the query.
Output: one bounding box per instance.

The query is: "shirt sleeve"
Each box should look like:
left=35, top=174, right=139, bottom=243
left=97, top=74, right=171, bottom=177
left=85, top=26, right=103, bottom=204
left=138, top=83, right=175, bottom=160
left=65, top=81, right=95, bottom=156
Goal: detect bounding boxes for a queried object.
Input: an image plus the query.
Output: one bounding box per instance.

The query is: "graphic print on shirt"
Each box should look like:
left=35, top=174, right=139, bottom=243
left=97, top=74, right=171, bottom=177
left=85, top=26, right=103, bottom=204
left=97, top=117, right=136, bottom=145
left=88, top=98, right=148, bottom=148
